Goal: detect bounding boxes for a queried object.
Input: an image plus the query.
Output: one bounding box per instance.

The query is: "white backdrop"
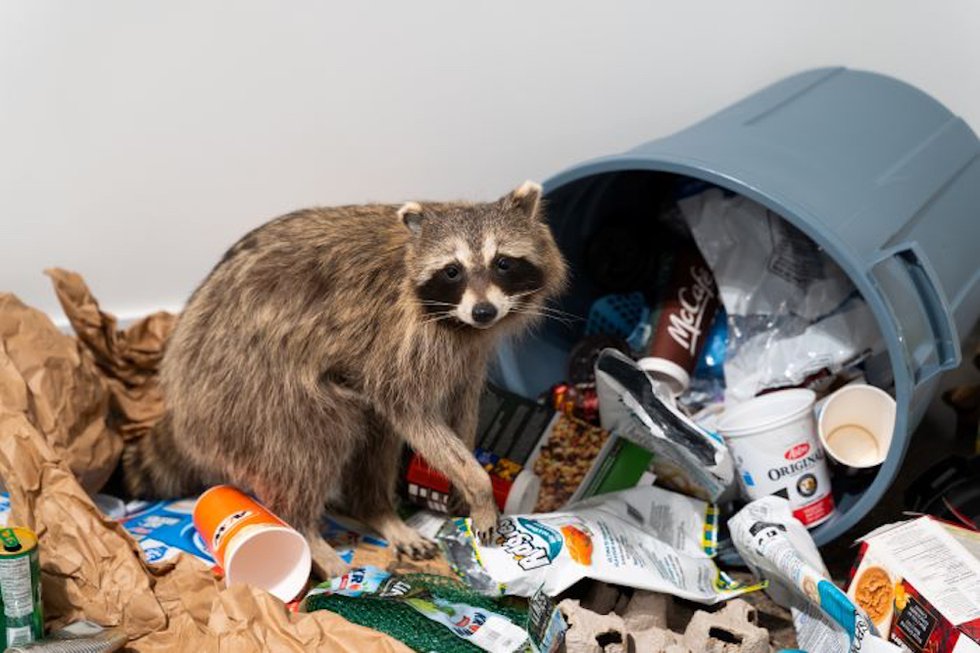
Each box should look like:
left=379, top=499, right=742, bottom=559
left=3, top=0, right=979, bottom=324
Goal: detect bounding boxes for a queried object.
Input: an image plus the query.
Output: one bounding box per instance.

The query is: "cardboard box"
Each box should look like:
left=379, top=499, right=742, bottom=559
left=847, top=516, right=980, bottom=652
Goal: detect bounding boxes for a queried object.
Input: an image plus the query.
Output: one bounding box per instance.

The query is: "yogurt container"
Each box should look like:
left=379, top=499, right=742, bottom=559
left=718, top=389, right=835, bottom=528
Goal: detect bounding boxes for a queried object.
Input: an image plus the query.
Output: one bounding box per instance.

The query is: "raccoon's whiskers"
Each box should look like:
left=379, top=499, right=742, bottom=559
left=420, top=310, right=457, bottom=326
left=419, top=300, right=458, bottom=309
left=537, top=306, right=581, bottom=320
left=509, top=288, right=544, bottom=299
left=512, top=301, right=581, bottom=322
left=510, top=302, right=578, bottom=326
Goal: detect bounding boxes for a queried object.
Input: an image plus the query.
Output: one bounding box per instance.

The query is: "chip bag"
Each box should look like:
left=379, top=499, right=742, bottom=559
left=440, top=485, right=760, bottom=602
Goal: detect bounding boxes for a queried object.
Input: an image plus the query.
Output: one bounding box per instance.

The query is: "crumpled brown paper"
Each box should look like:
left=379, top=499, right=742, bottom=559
left=0, top=280, right=412, bottom=652
left=46, top=268, right=174, bottom=440
left=0, top=293, right=120, bottom=493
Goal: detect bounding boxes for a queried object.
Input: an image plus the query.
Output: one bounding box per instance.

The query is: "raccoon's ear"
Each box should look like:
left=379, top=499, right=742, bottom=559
left=503, top=181, right=543, bottom=221
left=398, top=201, right=425, bottom=235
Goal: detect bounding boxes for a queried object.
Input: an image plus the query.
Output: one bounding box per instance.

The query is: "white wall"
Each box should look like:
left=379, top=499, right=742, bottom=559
left=3, top=0, right=980, bottom=324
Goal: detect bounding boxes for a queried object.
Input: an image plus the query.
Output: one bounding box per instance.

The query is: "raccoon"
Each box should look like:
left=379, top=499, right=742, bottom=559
left=123, top=181, right=568, bottom=578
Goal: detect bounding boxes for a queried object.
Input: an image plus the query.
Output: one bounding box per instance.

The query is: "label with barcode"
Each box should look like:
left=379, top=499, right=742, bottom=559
left=766, top=212, right=824, bottom=290
left=467, top=614, right=528, bottom=653
left=0, top=557, right=34, bottom=618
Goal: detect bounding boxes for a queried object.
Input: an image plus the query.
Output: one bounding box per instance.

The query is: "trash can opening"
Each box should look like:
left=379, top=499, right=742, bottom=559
left=490, top=169, right=894, bottom=552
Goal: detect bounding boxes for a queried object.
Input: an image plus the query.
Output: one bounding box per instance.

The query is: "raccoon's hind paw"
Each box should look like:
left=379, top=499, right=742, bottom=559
left=367, top=514, right=440, bottom=560
left=308, top=535, right=351, bottom=581
left=395, top=536, right=440, bottom=561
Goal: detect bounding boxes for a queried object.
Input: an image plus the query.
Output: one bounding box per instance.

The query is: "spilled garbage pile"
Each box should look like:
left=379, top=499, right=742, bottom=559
left=0, top=182, right=977, bottom=653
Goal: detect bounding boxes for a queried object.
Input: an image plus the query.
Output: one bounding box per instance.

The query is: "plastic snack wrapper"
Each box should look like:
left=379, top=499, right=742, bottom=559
left=594, top=349, right=734, bottom=502
left=303, top=566, right=566, bottom=653
left=729, top=496, right=901, bottom=653
left=439, top=485, right=759, bottom=602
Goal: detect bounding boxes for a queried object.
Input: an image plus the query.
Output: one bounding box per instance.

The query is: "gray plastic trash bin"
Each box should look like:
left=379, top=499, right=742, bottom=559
left=492, top=67, right=980, bottom=548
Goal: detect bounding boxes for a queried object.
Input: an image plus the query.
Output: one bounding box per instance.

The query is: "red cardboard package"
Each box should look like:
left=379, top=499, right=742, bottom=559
left=847, top=516, right=980, bottom=653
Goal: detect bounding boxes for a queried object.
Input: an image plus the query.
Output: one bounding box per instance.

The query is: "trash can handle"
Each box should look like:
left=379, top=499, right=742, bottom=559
left=870, top=244, right=961, bottom=386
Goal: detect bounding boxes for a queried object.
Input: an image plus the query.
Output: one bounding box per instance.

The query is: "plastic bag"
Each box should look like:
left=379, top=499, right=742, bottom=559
left=679, top=188, right=853, bottom=321
left=677, top=187, right=883, bottom=401
left=439, top=486, right=758, bottom=602
left=723, top=297, right=879, bottom=402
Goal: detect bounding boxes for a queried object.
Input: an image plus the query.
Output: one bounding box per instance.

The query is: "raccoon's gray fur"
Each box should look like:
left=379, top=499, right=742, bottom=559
left=123, top=181, right=568, bottom=577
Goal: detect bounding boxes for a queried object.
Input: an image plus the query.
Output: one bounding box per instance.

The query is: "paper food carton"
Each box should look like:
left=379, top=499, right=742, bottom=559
left=847, top=516, right=980, bottom=653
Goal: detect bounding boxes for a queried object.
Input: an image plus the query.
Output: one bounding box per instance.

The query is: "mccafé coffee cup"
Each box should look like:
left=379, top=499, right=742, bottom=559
left=639, top=245, right=719, bottom=395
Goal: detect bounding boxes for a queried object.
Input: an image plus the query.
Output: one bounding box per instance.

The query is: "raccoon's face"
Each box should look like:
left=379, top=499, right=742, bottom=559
left=400, top=181, right=568, bottom=330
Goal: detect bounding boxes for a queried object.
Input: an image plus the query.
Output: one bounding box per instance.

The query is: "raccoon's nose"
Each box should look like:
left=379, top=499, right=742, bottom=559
left=472, top=302, right=498, bottom=324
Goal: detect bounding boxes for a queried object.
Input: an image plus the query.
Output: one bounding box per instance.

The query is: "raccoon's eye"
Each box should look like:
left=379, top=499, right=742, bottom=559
left=495, top=257, right=512, bottom=272
left=443, top=264, right=461, bottom=280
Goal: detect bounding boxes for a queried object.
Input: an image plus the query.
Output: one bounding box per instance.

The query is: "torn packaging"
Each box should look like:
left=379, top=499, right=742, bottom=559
left=0, top=277, right=413, bottom=652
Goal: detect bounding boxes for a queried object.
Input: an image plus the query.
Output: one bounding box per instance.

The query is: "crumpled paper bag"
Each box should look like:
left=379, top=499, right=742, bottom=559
left=0, top=293, right=120, bottom=493
left=46, top=268, right=173, bottom=440
left=0, top=282, right=412, bottom=652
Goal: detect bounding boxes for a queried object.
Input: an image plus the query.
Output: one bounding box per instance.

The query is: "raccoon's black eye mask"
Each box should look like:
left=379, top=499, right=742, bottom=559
left=490, top=256, right=544, bottom=295
left=417, top=264, right=467, bottom=313
left=415, top=255, right=545, bottom=316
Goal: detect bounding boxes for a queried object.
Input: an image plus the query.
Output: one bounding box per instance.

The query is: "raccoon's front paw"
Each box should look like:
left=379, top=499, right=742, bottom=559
left=447, top=487, right=468, bottom=516
left=470, top=501, right=500, bottom=546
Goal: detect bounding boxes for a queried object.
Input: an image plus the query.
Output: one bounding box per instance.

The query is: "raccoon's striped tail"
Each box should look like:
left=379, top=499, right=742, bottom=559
left=122, top=413, right=205, bottom=499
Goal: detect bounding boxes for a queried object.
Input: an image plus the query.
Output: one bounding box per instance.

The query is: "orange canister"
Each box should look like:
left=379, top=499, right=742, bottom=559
left=193, top=485, right=311, bottom=602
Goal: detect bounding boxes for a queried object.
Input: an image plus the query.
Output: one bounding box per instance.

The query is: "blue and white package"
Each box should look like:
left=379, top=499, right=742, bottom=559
left=0, top=492, right=10, bottom=526
left=320, top=514, right=388, bottom=565
left=121, top=498, right=215, bottom=566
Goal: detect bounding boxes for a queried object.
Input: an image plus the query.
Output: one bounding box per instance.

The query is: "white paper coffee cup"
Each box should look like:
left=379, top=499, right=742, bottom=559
left=817, top=384, right=895, bottom=470
left=718, top=389, right=835, bottom=528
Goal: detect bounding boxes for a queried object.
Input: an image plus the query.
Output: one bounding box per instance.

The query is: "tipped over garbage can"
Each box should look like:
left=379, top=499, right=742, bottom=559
left=492, top=67, right=980, bottom=549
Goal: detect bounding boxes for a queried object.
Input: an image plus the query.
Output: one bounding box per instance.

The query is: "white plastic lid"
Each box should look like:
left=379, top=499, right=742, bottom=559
left=637, top=357, right=690, bottom=396
left=504, top=470, right=542, bottom=515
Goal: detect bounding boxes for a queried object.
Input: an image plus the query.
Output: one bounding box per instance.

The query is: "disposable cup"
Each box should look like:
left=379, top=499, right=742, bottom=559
left=818, top=384, right=895, bottom=471
left=193, top=485, right=311, bottom=602
left=717, top=389, right=835, bottom=528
